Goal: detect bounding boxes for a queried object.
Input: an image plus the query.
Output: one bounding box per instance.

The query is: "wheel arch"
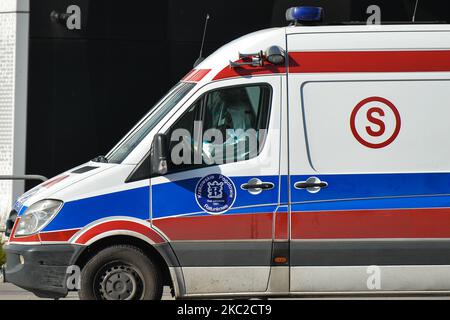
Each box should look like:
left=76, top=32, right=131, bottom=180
left=74, top=235, right=175, bottom=291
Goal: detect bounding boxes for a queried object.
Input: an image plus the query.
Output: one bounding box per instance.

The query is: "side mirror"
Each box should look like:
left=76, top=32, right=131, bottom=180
left=151, top=133, right=169, bottom=176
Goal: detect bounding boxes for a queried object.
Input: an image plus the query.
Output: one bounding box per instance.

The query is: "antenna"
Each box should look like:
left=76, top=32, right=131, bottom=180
left=194, top=14, right=210, bottom=68
left=412, top=0, right=420, bottom=22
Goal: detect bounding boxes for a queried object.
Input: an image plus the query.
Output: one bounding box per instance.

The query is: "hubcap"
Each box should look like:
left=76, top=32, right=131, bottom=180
left=96, top=264, right=144, bottom=300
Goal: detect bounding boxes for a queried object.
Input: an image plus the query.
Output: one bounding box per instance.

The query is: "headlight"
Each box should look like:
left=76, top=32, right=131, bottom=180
left=14, top=200, right=63, bottom=236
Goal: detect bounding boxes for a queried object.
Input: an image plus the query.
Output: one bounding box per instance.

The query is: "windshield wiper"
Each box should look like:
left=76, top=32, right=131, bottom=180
left=92, top=155, right=109, bottom=163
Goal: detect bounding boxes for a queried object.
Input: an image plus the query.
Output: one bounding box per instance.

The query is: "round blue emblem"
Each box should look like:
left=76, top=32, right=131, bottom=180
left=195, top=174, right=236, bottom=215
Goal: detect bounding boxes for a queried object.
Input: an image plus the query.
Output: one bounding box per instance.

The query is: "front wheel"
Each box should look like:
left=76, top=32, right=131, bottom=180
left=79, top=245, right=163, bottom=300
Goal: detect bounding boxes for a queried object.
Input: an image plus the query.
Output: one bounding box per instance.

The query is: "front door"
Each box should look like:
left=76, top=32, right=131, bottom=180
left=151, top=77, right=282, bottom=296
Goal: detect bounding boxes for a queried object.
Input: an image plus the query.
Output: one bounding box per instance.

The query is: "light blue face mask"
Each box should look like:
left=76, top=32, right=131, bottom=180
left=201, top=131, right=259, bottom=164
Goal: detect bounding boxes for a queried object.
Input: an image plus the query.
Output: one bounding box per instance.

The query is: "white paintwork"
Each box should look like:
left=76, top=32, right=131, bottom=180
left=16, top=162, right=119, bottom=208
left=267, top=266, right=289, bottom=292
left=291, top=266, right=450, bottom=292
left=182, top=267, right=270, bottom=294
left=285, top=24, right=450, bottom=35
left=302, top=80, right=450, bottom=173
left=287, top=30, right=450, bottom=51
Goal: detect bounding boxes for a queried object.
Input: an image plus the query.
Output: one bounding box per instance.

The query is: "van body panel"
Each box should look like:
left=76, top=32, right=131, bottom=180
left=287, top=29, right=450, bottom=293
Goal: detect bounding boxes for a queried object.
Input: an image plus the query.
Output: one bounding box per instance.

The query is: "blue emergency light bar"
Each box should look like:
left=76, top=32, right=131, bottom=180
left=286, top=6, right=324, bottom=24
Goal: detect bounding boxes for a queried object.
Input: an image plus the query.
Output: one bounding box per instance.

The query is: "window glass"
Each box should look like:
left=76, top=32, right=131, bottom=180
left=107, top=82, right=195, bottom=164
left=165, top=84, right=271, bottom=174
left=166, top=99, right=202, bottom=172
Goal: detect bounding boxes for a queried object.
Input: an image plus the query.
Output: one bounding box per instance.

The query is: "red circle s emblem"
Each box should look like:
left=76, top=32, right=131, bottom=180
left=350, top=97, right=401, bottom=149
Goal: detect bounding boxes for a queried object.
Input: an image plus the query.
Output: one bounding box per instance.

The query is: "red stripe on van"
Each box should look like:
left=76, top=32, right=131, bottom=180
left=274, top=211, right=288, bottom=240
left=182, top=69, right=211, bottom=82
left=41, top=174, right=69, bottom=188
left=292, top=208, right=450, bottom=239
left=153, top=213, right=273, bottom=241
left=181, top=69, right=196, bottom=81
left=74, top=220, right=166, bottom=245
left=288, top=50, right=450, bottom=73
left=213, top=60, right=286, bottom=80
left=213, top=50, right=450, bottom=80
left=39, top=229, right=79, bottom=242
left=8, top=218, right=79, bottom=243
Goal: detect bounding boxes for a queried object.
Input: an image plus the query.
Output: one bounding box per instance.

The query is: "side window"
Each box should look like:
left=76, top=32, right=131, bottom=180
left=166, top=84, right=272, bottom=174
left=166, top=99, right=202, bottom=173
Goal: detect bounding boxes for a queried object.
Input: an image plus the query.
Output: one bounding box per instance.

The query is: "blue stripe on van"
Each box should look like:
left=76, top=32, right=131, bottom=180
left=39, top=172, right=450, bottom=232
left=151, top=175, right=279, bottom=219
left=291, top=172, right=450, bottom=202
left=44, top=186, right=150, bottom=231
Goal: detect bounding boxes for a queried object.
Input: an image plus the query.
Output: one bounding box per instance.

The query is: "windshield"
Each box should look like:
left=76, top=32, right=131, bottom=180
left=106, top=82, right=195, bottom=163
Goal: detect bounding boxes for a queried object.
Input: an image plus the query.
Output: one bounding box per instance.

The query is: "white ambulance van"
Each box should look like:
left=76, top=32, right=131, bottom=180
left=4, top=6, right=450, bottom=299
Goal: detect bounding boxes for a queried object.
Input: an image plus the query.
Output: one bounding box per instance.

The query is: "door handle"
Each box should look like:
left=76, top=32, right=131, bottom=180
left=241, top=182, right=274, bottom=190
left=295, top=182, right=328, bottom=189
left=241, top=178, right=274, bottom=195
left=294, top=177, right=328, bottom=194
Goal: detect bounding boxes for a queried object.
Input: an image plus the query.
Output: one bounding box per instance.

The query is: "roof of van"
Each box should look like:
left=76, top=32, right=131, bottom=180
left=285, top=23, right=450, bottom=34
left=191, top=24, right=450, bottom=84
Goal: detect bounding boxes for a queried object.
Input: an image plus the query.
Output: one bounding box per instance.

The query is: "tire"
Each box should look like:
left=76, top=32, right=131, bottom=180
left=78, top=245, right=163, bottom=300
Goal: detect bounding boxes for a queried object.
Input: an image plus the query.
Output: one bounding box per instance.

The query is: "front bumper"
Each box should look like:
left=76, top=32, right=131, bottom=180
left=4, top=243, right=84, bottom=299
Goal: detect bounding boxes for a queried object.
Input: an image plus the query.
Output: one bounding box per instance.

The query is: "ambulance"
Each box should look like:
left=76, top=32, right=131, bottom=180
left=4, top=6, right=450, bottom=300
